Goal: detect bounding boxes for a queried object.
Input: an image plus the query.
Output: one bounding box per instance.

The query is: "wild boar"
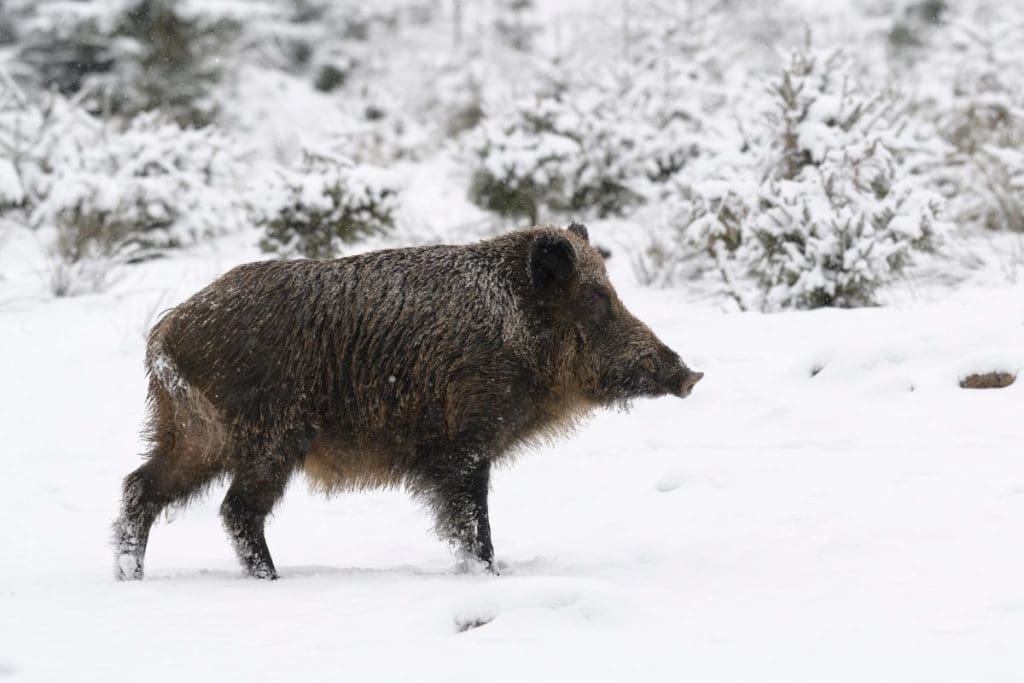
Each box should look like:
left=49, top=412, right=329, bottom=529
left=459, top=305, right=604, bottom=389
left=114, top=223, right=702, bottom=580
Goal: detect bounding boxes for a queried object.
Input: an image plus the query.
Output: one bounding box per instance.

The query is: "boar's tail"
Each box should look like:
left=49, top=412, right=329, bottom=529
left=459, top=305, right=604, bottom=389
left=145, top=319, right=188, bottom=396
left=141, top=317, right=230, bottom=466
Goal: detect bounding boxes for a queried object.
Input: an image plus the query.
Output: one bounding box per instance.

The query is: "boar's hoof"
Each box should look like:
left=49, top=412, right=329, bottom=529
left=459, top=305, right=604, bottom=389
left=456, top=556, right=500, bottom=576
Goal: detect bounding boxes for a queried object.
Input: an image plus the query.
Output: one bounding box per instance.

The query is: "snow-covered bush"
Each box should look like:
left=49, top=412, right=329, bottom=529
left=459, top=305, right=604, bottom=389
left=243, top=0, right=435, bottom=92
left=465, top=89, right=643, bottom=225
left=0, top=158, right=22, bottom=211
left=678, top=47, right=945, bottom=310
left=46, top=209, right=131, bottom=297
left=912, top=5, right=1024, bottom=233
left=35, top=111, right=246, bottom=249
left=313, top=53, right=358, bottom=93
left=0, top=76, right=28, bottom=212
left=257, top=153, right=398, bottom=259
left=462, top=1, right=738, bottom=226
left=110, top=0, right=239, bottom=126
left=432, top=60, right=484, bottom=139
left=614, top=1, right=736, bottom=183
left=492, top=0, right=539, bottom=52
left=16, top=0, right=237, bottom=126
left=0, top=2, right=18, bottom=46
left=885, top=0, right=948, bottom=57
left=0, top=85, right=249, bottom=295
left=12, top=1, right=123, bottom=96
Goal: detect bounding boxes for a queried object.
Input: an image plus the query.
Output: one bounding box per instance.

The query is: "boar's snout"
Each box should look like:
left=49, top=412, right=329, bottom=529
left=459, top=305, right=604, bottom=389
left=675, top=368, right=704, bottom=398
left=626, top=346, right=703, bottom=400
left=655, top=353, right=703, bottom=399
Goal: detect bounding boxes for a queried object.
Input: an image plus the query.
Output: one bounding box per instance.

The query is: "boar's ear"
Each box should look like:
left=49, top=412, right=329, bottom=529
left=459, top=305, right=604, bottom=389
left=528, top=233, right=577, bottom=292
left=567, top=221, right=589, bottom=242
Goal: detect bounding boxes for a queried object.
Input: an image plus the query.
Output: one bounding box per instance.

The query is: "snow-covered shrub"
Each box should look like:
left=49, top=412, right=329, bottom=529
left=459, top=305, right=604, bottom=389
left=0, top=2, right=18, bottom=46
left=16, top=0, right=237, bottom=126
left=257, top=153, right=398, bottom=259
left=243, top=0, right=433, bottom=91
left=36, top=110, right=248, bottom=296
left=433, top=61, right=484, bottom=139
left=912, top=5, right=1024, bottom=233
left=111, top=0, right=239, bottom=126
left=492, top=0, right=539, bottom=52
left=614, top=1, right=735, bottom=184
left=46, top=210, right=131, bottom=297
left=0, top=75, right=28, bottom=212
left=0, top=158, right=23, bottom=211
left=0, top=74, right=57, bottom=217
left=885, top=0, right=948, bottom=56
left=313, top=53, right=358, bottom=93
left=465, top=89, right=643, bottom=225
left=13, top=1, right=123, bottom=96
left=0, top=87, right=249, bottom=294
left=954, top=146, right=1024, bottom=235
left=237, top=0, right=453, bottom=164
left=35, top=110, right=247, bottom=253
left=678, top=47, right=945, bottom=310
left=462, top=1, right=739, bottom=226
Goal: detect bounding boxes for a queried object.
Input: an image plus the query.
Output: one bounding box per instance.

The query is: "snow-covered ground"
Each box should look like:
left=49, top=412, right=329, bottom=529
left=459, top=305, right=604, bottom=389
left=2, top=205, right=1023, bottom=681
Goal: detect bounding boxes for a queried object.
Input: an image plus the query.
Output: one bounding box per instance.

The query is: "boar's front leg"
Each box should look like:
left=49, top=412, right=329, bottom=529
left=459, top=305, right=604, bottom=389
left=415, top=440, right=496, bottom=574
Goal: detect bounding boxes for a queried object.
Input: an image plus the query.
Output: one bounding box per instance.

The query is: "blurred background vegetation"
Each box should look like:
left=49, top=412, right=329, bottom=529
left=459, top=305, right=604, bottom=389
left=0, top=0, right=1021, bottom=307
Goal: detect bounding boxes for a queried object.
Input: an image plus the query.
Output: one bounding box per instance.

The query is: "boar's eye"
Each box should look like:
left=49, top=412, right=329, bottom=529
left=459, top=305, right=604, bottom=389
left=582, top=287, right=613, bottom=322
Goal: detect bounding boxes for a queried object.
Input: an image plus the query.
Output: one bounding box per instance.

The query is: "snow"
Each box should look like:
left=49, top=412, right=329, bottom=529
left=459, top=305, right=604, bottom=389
left=2, top=0, right=1024, bottom=679
left=0, top=158, right=23, bottom=204
left=1, top=217, right=1022, bottom=681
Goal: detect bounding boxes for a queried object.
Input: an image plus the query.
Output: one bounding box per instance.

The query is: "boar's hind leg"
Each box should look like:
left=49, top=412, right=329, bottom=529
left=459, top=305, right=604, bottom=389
left=416, top=443, right=496, bottom=574
left=114, top=441, right=224, bottom=581
left=220, top=443, right=302, bottom=580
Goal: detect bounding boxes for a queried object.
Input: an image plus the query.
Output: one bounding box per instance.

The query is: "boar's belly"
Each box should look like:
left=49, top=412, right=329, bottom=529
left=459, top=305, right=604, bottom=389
left=303, top=432, right=407, bottom=494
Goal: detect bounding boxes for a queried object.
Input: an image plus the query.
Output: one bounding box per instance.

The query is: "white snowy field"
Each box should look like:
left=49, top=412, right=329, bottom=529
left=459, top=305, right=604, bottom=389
left=1, top=222, right=1023, bottom=682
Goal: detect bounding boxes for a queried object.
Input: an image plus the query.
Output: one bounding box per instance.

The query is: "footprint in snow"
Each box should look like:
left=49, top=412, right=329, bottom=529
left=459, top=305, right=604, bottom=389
left=450, top=577, right=616, bottom=634
left=655, top=471, right=691, bottom=492
left=454, top=614, right=494, bottom=633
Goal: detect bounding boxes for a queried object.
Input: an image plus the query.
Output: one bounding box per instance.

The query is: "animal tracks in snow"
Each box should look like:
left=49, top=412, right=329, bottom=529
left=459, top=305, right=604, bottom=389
left=450, top=577, right=620, bottom=635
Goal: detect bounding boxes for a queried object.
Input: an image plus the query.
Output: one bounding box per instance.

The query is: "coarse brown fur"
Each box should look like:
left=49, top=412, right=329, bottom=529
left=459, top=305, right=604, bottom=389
left=113, top=223, right=702, bottom=580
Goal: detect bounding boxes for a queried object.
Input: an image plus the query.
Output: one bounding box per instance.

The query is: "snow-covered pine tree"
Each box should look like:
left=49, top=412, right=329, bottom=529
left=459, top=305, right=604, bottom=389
left=257, top=151, right=398, bottom=259
left=463, top=1, right=738, bottom=227
left=611, top=1, right=728, bottom=189
left=464, top=78, right=643, bottom=225
left=13, top=1, right=123, bottom=97
left=15, top=0, right=237, bottom=126
left=680, top=45, right=945, bottom=311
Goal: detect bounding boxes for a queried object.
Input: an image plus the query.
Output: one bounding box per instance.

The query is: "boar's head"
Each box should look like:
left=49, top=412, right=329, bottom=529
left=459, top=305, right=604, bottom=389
left=526, top=222, right=703, bottom=404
